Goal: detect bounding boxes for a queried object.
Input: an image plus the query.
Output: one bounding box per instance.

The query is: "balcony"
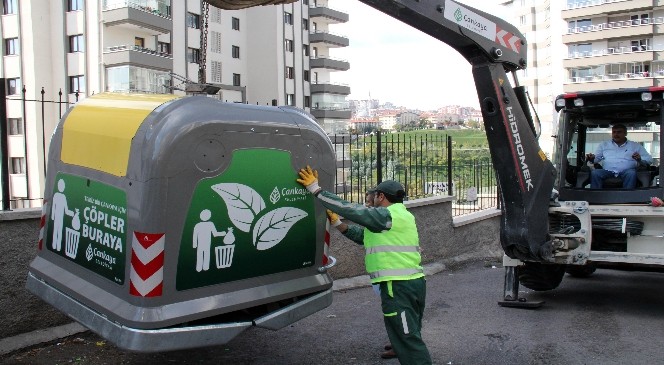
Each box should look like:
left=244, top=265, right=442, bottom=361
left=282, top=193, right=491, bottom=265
left=564, top=18, right=656, bottom=43
left=103, top=44, right=173, bottom=70
left=563, top=46, right=654, bottom=68
left=310, top=82, right=350, bottom=95
left=310, top=56, right=350, bottom=71
left=311, top=103, right=351, bottom=120
left=103, top=0, right=172, bottom=35
left=309, top=5, right=348, bottom=24
left=309, top=31, right=349, bottom=48
left=563, top=0, right=652, bottom=19
left=563, top=72, right=655, bottom=92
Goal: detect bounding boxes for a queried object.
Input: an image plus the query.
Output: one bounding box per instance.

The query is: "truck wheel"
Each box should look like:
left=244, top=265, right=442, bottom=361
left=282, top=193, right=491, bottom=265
left=518, top=262, right=565, bottom=291
left=565, top=264, right=596, bottom=278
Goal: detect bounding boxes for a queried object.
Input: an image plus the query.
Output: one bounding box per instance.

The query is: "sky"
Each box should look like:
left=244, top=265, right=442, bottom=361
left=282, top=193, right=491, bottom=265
left=330, top=1, right=509, bottom=111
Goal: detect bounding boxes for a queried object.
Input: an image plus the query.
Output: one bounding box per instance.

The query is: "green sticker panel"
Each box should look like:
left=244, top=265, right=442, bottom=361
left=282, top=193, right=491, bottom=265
left=177, top=149, right=317, bottom=290
left=45, top=173, right=127, bottom=284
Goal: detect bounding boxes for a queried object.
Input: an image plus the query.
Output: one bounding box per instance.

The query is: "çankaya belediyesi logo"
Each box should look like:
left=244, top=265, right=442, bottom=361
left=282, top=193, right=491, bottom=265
left=454, top=8, right=463, bottom=22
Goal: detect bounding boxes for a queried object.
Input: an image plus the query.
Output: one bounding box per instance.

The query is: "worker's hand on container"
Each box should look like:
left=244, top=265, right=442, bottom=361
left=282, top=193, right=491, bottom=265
left=326, top=209, right=341, bottom=227
left=297, top=165, right=321, bottom=194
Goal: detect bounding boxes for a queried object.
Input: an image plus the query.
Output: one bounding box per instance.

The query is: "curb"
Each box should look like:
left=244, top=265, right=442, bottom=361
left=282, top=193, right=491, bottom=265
left=0, top=261, right=450, bottom=355
left=332, top=261, right=447, bottom=291
left=0, top=322, right=87, bottom=356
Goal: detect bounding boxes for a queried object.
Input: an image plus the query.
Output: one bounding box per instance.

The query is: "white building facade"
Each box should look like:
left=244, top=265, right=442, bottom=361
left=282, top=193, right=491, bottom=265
left=0, top=0, right=349, bottom=209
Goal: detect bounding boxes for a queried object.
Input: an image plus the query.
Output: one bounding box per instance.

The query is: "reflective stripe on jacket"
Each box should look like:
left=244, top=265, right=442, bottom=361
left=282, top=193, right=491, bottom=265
left=364, top=203, right=423, bottom=284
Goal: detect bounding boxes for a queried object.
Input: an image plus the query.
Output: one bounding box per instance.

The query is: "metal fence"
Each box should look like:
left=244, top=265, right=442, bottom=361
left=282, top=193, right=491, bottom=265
left=0, top=86, right=81, bottom=210
left=331, top=131, right=500, bottom=216
left=1, top=89, right=499, bottom=216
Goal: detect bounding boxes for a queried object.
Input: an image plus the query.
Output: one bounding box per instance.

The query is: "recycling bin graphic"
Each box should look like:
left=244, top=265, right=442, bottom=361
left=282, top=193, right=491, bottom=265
left=26, top=92, right=337, bottom=352
left=65, top=228, right=80, bottom=259
left=215, top=245, right=235, bottom=268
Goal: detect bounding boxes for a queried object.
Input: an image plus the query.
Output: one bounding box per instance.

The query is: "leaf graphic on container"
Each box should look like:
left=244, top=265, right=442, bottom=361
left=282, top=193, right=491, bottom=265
left=211, top=183, right=266, bottom=232
left=252, top=207, right=308, bottom=250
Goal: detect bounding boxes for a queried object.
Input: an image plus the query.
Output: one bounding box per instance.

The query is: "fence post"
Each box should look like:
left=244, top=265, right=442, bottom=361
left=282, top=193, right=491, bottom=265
left=58, top=89, right=63, bottom=119
left=376, top=129, right=382, bottom=183
left=0, top=78, right=9, bottom=210
left=41, top=87, right=46, bottom=176
left=447, top=135, right=452, bottom=196
left=21, top=85, right=30, bottom=207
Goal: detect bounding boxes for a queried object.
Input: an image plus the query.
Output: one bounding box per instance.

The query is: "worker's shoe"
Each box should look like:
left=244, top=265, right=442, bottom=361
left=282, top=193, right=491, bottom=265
left=381, top=349, right=397, bottom=359
left=384, top=343, right=392, bottom=350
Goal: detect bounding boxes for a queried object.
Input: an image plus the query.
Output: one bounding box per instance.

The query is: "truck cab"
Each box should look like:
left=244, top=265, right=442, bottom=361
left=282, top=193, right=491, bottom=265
left=554, top=88, right=662, bottom=204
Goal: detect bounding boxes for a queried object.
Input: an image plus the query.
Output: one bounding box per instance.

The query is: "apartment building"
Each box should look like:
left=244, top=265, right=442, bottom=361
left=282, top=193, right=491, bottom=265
left=562, top=0, right=663, bottom=92
left=0, top=0, right=349, bottom=209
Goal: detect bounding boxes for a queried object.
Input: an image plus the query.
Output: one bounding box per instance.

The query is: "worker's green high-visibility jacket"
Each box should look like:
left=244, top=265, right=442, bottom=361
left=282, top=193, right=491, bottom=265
left=316, top=190, right=424, bottom=283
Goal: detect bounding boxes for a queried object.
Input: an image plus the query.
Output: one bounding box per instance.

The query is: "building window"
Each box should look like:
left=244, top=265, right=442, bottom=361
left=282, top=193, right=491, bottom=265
left=519, top=15, right=527, bottom=25
left=210, top=7, right=221, bottom=23
left=69, top=34, right=84, bottom=53
left=233, top=73, right=241, bottom=86
left=10, top=157, right=25, bottom=174
left=312, top=71, right=318, bottom=84
left=284, top=12, right=293, bottom=25
left=232, top=45, right=240, bottom=59
left=210, top=61, right=222, bottom=83
left=187, top=48, right=201, bottom=63
left=285, top=39, right=293, bottom=52
left=303, top=0, right=308, bottom=4
left=304, top=96, right=310, bottom=108
left=68, top=0, right=83, bottom=11
left=303, top=18, right=309, bottom=30
left=69, top=75, right=85, bottom=93
left=4, top=38, right=18, bottom=55
left=286, top=94, right=295, bottom=106
left=134, top=37, right=145, bottom=48
left=303, top=44, right=309, bottom=56
left=7, top=118, right=22, bottom=135
left=3, top=0, right=17, bottom=14
left=157, top=41, right=170, bottom=55
left=232, top=17, right=240, bottom=30
left=568, top=18, right=591, bottom=33
left=303, top=70, right=310, bottom=81
left=7, top=78, right=20, bottom=95
left=286, top=67, right=294, bottom=79
left=569, top=42, right=591, bottom=57
left=631, top=14, right=649, bottom=25
left=210, top=31, right=222, bottom=53
left=187, top=12, right=200, bottom=29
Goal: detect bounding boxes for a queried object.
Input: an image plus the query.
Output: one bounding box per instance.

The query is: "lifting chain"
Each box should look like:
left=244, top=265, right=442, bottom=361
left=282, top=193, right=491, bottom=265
left=199, top=0, right=210, bottom=84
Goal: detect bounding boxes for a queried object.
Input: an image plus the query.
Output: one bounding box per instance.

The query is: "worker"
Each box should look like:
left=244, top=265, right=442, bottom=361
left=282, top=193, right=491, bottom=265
left=586, top=124, right=653, bottom=188
left=297, top=166, right=431, bottom=365
left=329, top=187, right=397, bottom=359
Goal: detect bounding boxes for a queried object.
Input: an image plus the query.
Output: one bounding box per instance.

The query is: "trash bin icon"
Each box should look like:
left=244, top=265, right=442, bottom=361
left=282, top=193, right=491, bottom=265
left=215, top=245, right=235, bottom=268
left=65, top=228, right=81, bottom=259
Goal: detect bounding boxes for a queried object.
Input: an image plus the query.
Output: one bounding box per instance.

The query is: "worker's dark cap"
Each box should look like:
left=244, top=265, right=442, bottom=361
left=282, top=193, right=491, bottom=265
left=374, top=180, right=405, bottom=196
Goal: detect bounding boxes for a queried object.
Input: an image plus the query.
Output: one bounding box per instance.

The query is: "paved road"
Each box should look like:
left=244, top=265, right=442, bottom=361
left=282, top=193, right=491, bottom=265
left=3, top=260, right=664, bottom=365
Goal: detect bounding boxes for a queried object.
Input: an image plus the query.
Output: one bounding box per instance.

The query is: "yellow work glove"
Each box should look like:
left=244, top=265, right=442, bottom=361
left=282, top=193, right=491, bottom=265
left=297, top=165, right=321, bottom=194
left=326, top=209, right=341, bottom=227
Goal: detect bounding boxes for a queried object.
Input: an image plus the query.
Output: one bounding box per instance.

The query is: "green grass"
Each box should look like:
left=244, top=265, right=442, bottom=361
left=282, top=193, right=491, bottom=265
left=363, top=129, right=489, bottom=148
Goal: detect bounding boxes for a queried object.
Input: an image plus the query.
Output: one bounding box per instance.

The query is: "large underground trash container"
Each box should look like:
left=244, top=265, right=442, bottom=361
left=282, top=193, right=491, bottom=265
left=26, top=93, right=337, bottom=352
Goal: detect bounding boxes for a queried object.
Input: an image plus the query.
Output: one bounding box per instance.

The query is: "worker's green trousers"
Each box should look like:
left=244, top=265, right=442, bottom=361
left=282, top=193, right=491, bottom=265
left=379, top=277, right=432, bottom=365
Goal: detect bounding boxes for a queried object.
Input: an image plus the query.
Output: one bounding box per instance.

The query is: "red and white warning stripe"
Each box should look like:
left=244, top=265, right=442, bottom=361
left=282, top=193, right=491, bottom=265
left=496, top=26, right=522, bottom=53
left=129, top=232, right=165, bottom=297
left=322, top=219, right=330, bottom=266
left=38, top=200, right=48, bottom=251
